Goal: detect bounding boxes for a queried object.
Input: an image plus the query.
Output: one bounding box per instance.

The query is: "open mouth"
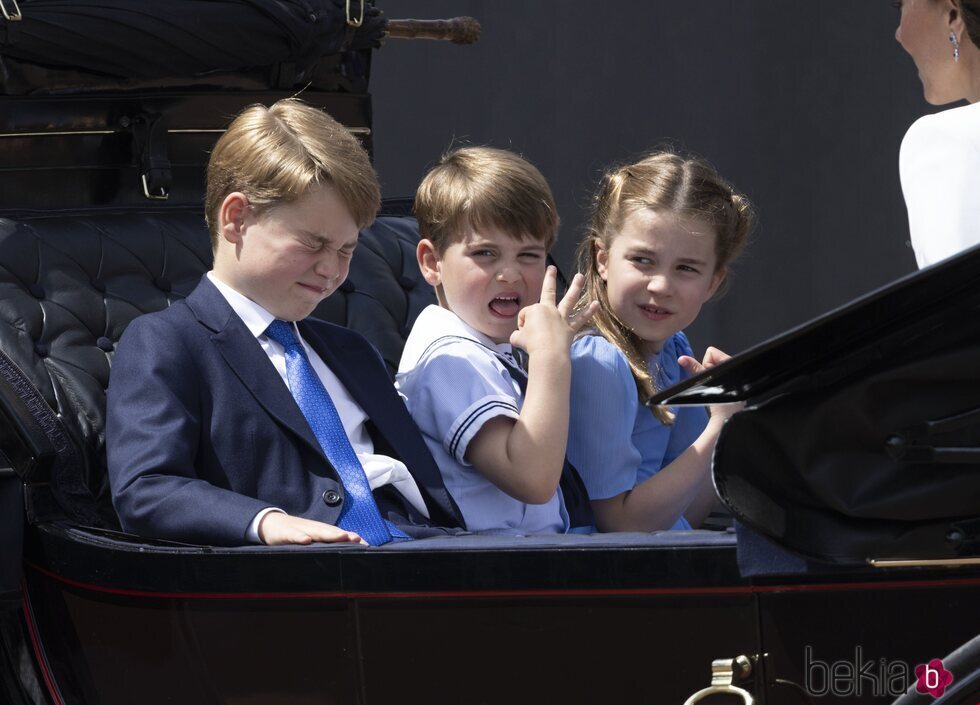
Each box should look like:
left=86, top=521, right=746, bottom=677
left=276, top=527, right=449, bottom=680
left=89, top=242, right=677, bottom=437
left=488, top=295, right=520, bottom=318
left=639, top=304, right=671, bottom=320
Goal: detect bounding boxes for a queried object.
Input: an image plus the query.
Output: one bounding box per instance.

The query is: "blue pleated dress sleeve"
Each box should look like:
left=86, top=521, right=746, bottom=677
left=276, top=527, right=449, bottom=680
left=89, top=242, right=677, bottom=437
left=567, top=335, right=645, bottom=501
left=568, top=333, right=707, bottom=531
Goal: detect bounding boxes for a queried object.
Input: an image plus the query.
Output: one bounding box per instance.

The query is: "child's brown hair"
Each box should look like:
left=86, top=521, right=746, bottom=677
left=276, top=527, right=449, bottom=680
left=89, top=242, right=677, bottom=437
left=414, top=146, right=559, bottom=251
left=205, top=98, right=381, bottom=249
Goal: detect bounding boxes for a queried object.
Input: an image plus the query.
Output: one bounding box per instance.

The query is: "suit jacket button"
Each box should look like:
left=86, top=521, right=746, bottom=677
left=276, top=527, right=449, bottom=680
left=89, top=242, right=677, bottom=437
left=322, top=489, right=342, bottom=507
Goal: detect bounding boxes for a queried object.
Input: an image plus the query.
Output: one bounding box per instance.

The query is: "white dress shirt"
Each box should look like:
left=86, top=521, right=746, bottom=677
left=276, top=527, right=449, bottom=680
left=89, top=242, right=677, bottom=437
left=899, top=101, right=980, bottom=268
left=207, top=273, right=429, bottom=542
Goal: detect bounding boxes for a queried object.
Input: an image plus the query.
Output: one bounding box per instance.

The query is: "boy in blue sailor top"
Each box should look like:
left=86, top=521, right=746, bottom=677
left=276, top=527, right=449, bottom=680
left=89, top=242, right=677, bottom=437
left=396, top=147, right=598, bottom=533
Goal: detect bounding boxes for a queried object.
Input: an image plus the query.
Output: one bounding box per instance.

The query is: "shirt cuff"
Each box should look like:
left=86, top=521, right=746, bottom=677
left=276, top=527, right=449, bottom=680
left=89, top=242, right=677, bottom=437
left=445, top=395, right=520, bottom=465
left=247, top=507, right=285, bottom=544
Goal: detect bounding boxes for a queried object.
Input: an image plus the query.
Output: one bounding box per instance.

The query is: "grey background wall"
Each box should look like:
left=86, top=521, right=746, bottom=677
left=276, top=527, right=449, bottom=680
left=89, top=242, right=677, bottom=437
left=370, top=1, right=939, bottom=356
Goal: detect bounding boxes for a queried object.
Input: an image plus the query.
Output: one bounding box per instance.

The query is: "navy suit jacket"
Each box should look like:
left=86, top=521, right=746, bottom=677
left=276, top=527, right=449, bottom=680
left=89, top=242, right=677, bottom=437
left=107, top=276, right=463, bottom=545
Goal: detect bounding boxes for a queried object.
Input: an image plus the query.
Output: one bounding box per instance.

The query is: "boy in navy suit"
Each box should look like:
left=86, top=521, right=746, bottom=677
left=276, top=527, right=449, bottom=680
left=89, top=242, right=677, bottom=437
left=107, top=99, right=463, bottom=546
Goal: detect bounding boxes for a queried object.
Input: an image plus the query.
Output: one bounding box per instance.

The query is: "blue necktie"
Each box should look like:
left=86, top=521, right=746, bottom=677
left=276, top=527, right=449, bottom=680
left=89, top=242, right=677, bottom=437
left=264, top=320, right=408, bottom=545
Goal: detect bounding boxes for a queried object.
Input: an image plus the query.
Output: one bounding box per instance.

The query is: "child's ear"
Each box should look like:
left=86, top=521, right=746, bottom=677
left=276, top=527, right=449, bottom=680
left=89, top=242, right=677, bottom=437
left=595, top=240, right=609, bottom=281
left=417, top=239, right=442, bottom=286
left=218, top=192, right=249, bottom=244
left=707, top=267, right=727, bottom=299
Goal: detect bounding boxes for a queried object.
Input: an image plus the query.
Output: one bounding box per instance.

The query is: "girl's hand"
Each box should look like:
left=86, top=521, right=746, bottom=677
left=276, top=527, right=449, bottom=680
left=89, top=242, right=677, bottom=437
left=510, top=268, right=599, bottom=357
left=678, top=346, right=744, bottom=420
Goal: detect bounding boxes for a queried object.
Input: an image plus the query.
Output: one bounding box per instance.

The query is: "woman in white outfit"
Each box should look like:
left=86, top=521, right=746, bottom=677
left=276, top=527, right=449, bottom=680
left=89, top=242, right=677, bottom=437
left=895, top=0, right=980, bottom=268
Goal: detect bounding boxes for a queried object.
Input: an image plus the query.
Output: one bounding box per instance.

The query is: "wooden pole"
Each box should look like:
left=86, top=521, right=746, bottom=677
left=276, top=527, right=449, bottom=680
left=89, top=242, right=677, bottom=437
left=385, top=17, right=481, bottom=45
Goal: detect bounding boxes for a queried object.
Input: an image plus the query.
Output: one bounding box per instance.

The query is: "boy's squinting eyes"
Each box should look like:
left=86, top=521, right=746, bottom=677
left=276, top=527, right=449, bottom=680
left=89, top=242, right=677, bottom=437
left=217, top=184, right=361, bottom=322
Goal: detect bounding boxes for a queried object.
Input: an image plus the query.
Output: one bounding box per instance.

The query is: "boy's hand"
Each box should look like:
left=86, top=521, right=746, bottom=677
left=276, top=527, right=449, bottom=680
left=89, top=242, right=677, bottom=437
left=469, top=267, right=598, bottom=504
left=678, top=346, right=744, bottom=420
left=258, top=512, right=366, bottom=546
left=510, top=268, right=599, bottom=357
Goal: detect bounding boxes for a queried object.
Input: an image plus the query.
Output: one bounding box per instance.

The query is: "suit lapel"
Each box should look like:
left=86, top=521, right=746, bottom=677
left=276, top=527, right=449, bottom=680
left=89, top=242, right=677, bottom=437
left=300, top=322, right=404, bottom=454
left=303, top=323, right=464, bottom=521
left=302, top=324, right=470, bottom=527
left=185, top=281, right=461, bottom=527
left=186, top=278, right=323, bottom=457
left=314, top=329, right=463, bottom=526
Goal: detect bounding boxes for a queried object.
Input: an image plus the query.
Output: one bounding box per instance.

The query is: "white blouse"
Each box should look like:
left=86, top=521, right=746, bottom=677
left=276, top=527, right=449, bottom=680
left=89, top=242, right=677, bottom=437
left=899, top=101, right=980, bottom=268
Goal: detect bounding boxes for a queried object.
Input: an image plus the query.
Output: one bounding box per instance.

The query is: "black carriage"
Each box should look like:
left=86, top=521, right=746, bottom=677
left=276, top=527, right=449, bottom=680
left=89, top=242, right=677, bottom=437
left=1, top=3, right=979, bottom=704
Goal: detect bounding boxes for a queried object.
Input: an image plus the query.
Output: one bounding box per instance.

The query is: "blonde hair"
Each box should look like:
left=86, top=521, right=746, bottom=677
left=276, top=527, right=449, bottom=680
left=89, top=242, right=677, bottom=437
left=576, top=151, right=754, bottom=423
left=205, top=98, right=381, bottom=248
left=414, top=146, right=558, bottom=251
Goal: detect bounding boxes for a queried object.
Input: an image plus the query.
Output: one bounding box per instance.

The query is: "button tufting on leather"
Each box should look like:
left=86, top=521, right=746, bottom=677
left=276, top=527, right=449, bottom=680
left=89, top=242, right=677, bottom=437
left=96, top=337, right=114, bottom=352
left=91, top=279, right=106, bottom=293
left=34, top=342, right=49, bottom=357
left=339, top=280, right=355, bottom=293
left=29, top=284, right=45, bottom=299
left=153, top=277, right=172, bottom=292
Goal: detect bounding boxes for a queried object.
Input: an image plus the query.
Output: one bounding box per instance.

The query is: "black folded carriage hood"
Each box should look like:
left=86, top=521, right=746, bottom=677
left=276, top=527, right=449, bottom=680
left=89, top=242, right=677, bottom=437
left=651, top=243, right=980, bottom=566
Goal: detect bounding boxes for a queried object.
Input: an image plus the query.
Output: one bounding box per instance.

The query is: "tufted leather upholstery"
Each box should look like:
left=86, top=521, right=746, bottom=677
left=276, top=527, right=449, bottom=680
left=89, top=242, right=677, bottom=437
left=0, top=206, right=434, bottom=527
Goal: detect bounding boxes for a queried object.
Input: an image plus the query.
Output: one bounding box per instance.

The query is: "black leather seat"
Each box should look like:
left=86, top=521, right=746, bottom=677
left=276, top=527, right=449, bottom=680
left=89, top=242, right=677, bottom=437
left=0, top=205, right=434, bottom=530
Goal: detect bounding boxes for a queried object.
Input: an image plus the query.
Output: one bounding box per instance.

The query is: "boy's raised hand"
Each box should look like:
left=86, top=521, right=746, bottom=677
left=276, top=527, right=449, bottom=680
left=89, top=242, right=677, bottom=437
left=510, top=267, right=599, bottom=356
left=467, top=267, right=599, bottom=504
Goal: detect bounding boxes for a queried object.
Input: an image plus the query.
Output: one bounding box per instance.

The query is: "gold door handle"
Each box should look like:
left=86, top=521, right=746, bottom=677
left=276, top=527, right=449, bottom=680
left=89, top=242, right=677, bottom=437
left=683, top=684, right=754, bottom=705
left=682, top=655, right=755, bottom=705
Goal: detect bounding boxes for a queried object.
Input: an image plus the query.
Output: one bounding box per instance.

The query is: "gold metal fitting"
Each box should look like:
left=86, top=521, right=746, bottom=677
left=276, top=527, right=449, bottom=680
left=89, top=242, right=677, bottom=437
left=346, top=0, right=364, bottom=27
left=0, top=0, right=23, bottom=22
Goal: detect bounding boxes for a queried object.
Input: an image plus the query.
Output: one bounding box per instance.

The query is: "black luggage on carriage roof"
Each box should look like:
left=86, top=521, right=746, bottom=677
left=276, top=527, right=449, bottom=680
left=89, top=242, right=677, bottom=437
left=0, top=0, right=385, bottom=91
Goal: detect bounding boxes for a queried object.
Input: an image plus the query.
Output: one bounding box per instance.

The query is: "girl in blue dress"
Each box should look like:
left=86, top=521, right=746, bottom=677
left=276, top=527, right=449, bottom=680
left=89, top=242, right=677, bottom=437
left=568, top=152, right=754, bottom=532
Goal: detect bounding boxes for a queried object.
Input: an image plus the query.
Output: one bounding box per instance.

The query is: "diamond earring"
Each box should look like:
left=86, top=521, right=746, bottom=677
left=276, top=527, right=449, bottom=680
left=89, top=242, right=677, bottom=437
left=950, top=31, right=960, bottom=62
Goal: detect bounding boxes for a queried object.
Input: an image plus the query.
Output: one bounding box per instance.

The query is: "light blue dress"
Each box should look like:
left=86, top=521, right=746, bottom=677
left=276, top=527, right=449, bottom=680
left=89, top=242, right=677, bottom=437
left=567, top=332, right=708, bottom=531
